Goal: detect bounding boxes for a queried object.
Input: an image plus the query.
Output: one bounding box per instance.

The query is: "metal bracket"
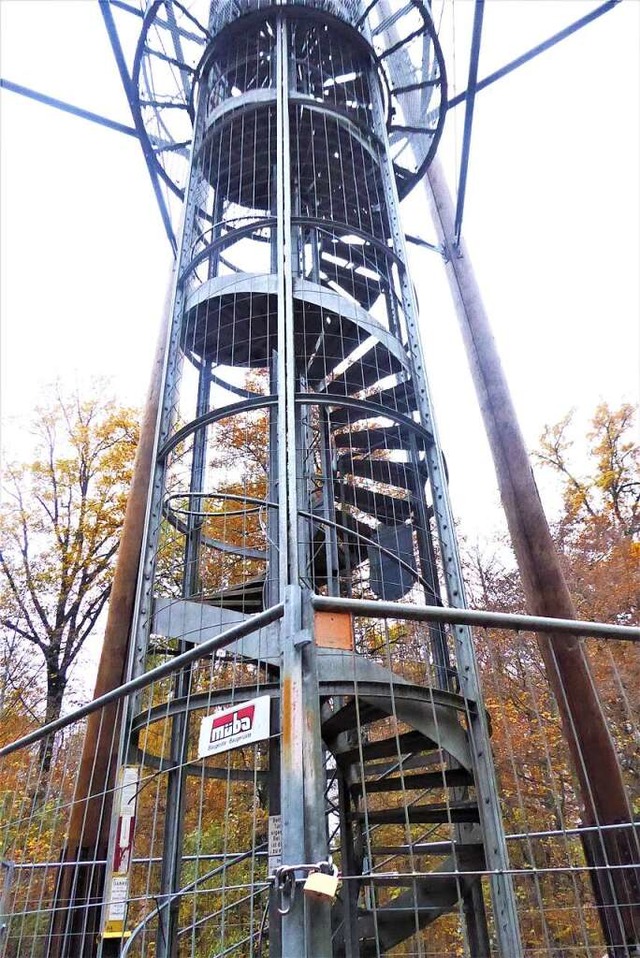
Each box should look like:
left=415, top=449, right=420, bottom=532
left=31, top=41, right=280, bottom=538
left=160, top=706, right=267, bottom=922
left=405, top=232, right=447, bottom=258
left=293, top=629, right=312, bottom=649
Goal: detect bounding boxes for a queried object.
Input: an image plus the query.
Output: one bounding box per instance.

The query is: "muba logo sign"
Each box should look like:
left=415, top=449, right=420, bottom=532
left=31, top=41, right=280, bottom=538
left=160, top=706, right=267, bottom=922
left=198, top=695, right=270, bottom=758
left=210, top=703, right=255, bottom=744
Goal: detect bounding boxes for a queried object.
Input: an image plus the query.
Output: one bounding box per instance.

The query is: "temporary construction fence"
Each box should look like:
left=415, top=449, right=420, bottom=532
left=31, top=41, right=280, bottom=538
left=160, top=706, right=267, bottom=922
left=1, top=601, right=638, bottom=957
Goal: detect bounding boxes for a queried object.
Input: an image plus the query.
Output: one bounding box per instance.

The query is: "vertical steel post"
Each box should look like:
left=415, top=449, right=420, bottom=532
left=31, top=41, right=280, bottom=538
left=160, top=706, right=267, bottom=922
left=274, top=16, right=307, bottom=955
left=96, top=79, right=208, bottom=958
left=274, top=15, right=333, bottom=952
left=369, top=78, right=524, bottom=958
left=156, top=362, right=211, bottom=957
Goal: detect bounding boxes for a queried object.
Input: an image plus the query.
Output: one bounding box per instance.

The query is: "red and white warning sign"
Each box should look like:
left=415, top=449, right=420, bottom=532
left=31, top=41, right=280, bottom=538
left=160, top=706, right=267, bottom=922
left=198, top=694, right=271, bottom=758
left=102, top=765, right=139, bottom=939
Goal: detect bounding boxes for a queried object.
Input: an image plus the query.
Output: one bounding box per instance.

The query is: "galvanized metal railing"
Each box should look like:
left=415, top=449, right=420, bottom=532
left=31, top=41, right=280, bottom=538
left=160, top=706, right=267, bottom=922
left=1, top=603, right=638, bottom=957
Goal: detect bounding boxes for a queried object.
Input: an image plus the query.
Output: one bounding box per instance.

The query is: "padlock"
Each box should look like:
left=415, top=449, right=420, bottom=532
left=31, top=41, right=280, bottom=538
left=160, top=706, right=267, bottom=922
left=303, top=869, right=339, bottom=903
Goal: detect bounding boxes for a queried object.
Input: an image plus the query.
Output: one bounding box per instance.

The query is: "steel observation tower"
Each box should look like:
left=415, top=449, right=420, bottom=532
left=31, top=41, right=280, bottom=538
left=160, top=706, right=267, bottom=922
left=3, top=1, right=638, bottom=958
left=84, top=1, right=519, bottom=956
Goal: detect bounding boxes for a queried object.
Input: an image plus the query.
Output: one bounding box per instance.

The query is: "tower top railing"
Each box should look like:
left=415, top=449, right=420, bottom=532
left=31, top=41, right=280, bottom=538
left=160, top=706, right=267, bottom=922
left=209, top=0, right=362, bottom=35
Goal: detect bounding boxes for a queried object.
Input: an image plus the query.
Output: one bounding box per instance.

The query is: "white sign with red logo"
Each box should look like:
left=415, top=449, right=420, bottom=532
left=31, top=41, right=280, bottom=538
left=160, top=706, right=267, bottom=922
left=198, top=695, right=271, bottom=758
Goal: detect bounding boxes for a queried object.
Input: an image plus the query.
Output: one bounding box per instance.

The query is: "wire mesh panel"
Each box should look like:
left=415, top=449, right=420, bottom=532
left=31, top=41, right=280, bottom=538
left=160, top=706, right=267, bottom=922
left=0, top=703, right=125, bottom=957
left=1, top=619, right=638, bottom=956
left=479, top=628, right=640, bottom=958
left=127, top=0, right=446, bottom=234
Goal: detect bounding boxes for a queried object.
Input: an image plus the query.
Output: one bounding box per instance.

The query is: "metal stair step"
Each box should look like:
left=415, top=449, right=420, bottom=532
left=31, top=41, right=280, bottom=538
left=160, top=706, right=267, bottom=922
left=369, top=840, right=484, bottom=859
left=334, top=729, right=436, bottom=766
left=326, top=342, right=403, bottom=396
left=337, top=455, right=424, bottom=492
left=320, top=257, right=384, bottom=311
left=335, top=480, right=412, bottom=523
left=334, top=426, right=409, bottom=452
left=351, top=766, right=473, bottom=795
left=357, top=852, right=481, bottom=954
left=363, top=749, right=445, bottom=777
left=305, top=320, right=367, bottom=385
left=349, top=800, right=480, bottom=825
left=360, top=874, right=472, bottom=889
left=331, top=237, right=388, bottom=277
left=206, top=576, right=265, bottom=614
left=361, top=380, right=416, bottom=415
left=327, top=380, right=415, bottom=427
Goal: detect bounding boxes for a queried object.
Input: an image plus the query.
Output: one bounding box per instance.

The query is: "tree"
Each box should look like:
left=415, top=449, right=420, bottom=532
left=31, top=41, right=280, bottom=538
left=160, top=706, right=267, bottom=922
left=535, top=401, right=640, bottom=808
left=499, top=403, right=638, bottom=776
left=459, top=403, right=640, bottom=952
left=0, top=387, right=139, bottom=773
left=535, top=401, right=639, bottom=625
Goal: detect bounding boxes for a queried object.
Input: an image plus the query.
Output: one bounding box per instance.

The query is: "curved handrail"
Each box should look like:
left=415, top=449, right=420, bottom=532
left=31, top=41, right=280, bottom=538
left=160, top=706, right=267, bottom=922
left=129, top=0, right=447, bottom=216
left=121, top=844, right=268, bottom=955
left=181, top=215, right=404, bottom=296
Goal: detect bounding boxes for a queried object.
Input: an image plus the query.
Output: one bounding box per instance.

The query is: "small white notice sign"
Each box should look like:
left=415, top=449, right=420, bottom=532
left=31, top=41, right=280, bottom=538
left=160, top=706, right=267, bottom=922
left=120, top=767, right=138, bottom=815
left=268, top=815, right=282, bottom=873
left=198, top=694, right=271, bottom=758
left=107, top=875, right=129, bottom=921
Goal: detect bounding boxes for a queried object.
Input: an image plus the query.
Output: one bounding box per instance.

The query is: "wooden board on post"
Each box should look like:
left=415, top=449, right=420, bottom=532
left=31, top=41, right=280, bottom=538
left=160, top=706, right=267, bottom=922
left=314, top=611, right=354, bottom=651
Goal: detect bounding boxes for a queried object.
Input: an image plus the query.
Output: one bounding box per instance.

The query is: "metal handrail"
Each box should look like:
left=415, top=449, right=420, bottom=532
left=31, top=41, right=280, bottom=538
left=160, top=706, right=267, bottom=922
left=311, top=594, right=640, bottom=642
left=6, top=581, right=633, bottom=762
left=0, top=603, right=285, bottom=758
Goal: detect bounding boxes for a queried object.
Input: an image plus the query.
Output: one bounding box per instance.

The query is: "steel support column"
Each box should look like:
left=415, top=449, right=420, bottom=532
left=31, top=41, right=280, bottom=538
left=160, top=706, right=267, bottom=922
left=274, top=18, right=308, bottom=955
left=369, top=76, right=524, bottom=958
left=96, top=78, right=208, bottom=958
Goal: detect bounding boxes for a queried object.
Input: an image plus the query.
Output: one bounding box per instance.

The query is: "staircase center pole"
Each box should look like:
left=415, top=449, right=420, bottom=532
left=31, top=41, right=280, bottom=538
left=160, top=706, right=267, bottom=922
left=275, top=13, right=333, bottom=956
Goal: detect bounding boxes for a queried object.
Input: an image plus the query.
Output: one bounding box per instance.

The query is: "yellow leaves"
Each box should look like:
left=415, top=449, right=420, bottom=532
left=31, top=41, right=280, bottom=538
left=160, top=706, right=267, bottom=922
left=0, top=386, right=140, bottom=725
left=537, top=402, right=639, bottom=533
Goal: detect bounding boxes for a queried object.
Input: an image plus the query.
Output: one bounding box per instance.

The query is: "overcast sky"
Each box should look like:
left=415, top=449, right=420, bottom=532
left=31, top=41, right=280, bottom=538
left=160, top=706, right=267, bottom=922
left=1, top=0, right=639, bottom=545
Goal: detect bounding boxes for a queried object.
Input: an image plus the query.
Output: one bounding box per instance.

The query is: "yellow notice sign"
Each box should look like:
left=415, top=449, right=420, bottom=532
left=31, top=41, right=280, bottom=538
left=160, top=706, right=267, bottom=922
left=103, top=874, right=129, bottom=937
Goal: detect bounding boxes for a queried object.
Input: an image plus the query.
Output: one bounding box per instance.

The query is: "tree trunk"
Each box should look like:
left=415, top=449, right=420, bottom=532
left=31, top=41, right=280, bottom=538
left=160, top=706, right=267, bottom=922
left=35, top=664, right=65, bottom=801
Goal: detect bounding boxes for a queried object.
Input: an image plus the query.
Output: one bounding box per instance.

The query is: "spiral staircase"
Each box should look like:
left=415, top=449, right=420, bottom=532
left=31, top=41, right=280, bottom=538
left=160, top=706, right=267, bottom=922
left=151, top=227, right=489, bottom=953
left=144, top=607, right=486, bottom=955
left=133, top=3, right=491, bottom=953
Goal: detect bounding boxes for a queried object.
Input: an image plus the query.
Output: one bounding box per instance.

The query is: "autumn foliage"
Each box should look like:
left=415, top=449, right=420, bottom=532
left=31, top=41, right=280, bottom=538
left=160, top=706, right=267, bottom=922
left=0, top=387, right=139, bottom=767
left=0, top=399, right=637, bottom=956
